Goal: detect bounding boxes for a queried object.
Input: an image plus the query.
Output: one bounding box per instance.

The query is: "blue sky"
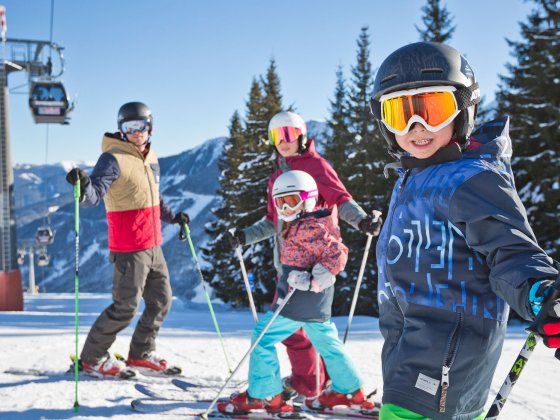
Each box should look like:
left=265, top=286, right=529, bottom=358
left=2, top=0, right=533, bottom=165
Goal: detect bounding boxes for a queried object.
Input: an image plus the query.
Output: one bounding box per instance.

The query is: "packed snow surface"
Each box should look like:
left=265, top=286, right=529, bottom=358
left=1, top=293, right=559, bottom=419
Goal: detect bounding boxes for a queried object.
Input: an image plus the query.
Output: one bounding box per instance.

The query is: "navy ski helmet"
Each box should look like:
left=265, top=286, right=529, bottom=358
left=370, top=42, right=480, bottom=157
left=117, top=101, right=153, bottom=134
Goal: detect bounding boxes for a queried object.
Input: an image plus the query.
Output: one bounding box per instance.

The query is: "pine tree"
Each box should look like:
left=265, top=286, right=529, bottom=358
left=495, top=0, right=560, bottom=258
left=209, top=60, right=286, bottom=309
left=202, top=111, right=252, bottom=307
left=261, top=59, right=283, bottom=118
left=332, top=27, right=390, bottom=316
left=416, top=0, right=456, bottom=43
left=323, top=65, right=352, bottom=173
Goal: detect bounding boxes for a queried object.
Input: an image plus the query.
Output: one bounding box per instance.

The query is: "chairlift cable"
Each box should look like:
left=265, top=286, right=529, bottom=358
left=48, top=0, right=54, bottom=70
left=43, top=125, right=50, bottom=227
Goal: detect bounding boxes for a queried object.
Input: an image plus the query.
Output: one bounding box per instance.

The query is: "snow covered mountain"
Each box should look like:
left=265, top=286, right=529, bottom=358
left=14, top=121, right=328, bottom=298
left=14, top=137, right=225, bottom=299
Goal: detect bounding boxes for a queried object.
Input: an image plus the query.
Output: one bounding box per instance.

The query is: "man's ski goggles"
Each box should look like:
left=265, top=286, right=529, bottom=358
left=268, top=126, right=303, bottom=146
left=273, top=190, right=318, bottom=213
left=379, top=86, right=460, bottom=135
left=121, top=119, right=151, bottom=134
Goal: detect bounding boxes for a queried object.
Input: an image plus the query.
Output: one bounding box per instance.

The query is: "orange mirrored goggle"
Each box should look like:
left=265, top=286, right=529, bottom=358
left=379, top=86, right=460, bottom=135
left=268, top=126, right=303, bottom=146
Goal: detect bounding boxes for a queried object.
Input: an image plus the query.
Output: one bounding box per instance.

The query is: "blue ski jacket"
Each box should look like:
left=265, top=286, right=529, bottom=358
left=376, top=117, right=557, bottom=420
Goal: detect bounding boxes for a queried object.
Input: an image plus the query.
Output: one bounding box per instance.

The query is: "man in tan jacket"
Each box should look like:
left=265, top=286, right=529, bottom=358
left=66, top=102, right=189, bottom=378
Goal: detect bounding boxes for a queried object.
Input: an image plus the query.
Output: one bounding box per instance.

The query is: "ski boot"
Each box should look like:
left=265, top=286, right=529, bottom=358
left=282, top=376, right=300, bottom=402
left=306, top=388, right=376, bottom=411
left=127, top=351, right=182, bottom=376
left=81, top=352, right=136, bottom=379
left=217, top=391, right=294, bottom=414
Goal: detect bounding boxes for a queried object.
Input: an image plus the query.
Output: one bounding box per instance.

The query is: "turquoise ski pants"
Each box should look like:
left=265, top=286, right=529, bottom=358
left=248, top=312, right=362, bottom=399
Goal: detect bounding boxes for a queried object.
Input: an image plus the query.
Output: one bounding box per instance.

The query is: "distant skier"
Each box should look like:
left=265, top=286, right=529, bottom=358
left=65, top=102, right=190, bottom=378
left=369, top=42, right=560, bottom=419
left=226, top=111, right=382, bottom=398
left=218, top=170, right=376, bottom=414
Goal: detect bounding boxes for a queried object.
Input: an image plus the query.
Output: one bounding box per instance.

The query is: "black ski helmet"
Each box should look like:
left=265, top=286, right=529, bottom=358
left=117, top=101, right=153, bottom=133
left=370, top=42, right=480, bottom=156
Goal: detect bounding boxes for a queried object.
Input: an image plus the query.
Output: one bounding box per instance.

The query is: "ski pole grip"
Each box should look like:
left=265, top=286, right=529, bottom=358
left=73, top=178, right=80, bottom=200
left=178, top=221, right=188, bottom=241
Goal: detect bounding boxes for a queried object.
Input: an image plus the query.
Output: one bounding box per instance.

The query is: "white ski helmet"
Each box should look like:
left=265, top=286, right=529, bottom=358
left=268, top=111, right=308, bottom=149
left=272, top=170, right=318, bottom=222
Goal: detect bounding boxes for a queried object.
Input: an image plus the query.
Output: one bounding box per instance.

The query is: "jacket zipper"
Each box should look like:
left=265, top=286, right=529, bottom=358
left=399, top=169, right=411, bottom=191
left=439, top=313, right=463, bottom=413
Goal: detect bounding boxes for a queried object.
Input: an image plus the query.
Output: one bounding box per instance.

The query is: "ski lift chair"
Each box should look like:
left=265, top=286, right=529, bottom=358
left=29, top=80, right=72, bottom=124
left=36, top=227, right=55, bottom=245
left=37, top=253, right=50, bottom=267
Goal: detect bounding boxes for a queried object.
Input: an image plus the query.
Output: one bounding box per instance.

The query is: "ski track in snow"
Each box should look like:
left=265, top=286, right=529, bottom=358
left=0, top=293, right=559, bottom=419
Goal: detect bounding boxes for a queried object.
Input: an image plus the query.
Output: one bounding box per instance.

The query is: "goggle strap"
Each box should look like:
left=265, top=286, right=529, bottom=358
left=369, top=99, right=382, bottom=119
left=453, top=82, right=480, bottom=109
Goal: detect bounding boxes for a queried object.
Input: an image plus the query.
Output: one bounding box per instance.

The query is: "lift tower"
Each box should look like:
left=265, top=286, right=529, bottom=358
left=0, top=6, right=71, bottom=310
left=0, top=5, right=21, bottom=310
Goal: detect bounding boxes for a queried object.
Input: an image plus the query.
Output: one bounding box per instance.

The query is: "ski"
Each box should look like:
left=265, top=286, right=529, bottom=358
left=135, top=381, right=198, bottom=400
left=173, top=377, right=199, bottom=391
left=3, top=368, right=67, bottom=377
left=301, top=406, right=380, bottom=420
left=173, top=377, right=248, bottom=392
left=131, top=397, right=308, bottom=418
left=3, top=367, right=138, bottom=381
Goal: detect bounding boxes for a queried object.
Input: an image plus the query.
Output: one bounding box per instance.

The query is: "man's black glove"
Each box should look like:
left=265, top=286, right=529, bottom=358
left=65, top=168, right=90, bottom=200
left=225, top=229, right=245, bottom=249
left=358, top=210, right=383, bottom=237
left=529, top=278, right=560, bottom=360
left=172, top=212, right=190, bottom=226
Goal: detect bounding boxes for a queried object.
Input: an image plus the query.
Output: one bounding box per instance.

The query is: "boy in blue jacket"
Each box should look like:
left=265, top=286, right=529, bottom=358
left=369, top=42, right=560, bottom=420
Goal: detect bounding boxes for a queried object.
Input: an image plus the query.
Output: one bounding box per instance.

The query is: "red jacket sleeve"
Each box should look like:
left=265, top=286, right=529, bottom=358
left=307, top=157, right=352, bottom=208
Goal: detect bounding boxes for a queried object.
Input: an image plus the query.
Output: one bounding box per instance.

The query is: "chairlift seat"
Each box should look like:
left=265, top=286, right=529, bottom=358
left=36, top=227, right=55, bottom=245
left=37, top=254, right=50, bottom=267
left=29, top=80, right=71, bottom=124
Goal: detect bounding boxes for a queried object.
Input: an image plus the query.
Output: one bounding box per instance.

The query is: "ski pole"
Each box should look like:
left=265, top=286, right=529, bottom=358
left=343, top=233, right=374, bottom=344
left=73, top=179, right=80, bottom=412
left=203, top=287, right=297, bottom=418
left=485, top=288, right=560, bottom=419
left=315, top=349, right=321, bottom=397
left=233, top=240, right=258, bottom=323
left=181, top=222, right=233, bottom=373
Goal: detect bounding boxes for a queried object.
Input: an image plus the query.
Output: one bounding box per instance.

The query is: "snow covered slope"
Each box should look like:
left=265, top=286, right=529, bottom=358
left=0, top=293, right=559, bottom=419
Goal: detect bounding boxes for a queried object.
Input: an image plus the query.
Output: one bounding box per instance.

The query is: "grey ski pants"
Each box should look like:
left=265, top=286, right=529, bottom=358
left=80, top=246, right=172, bottom=364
